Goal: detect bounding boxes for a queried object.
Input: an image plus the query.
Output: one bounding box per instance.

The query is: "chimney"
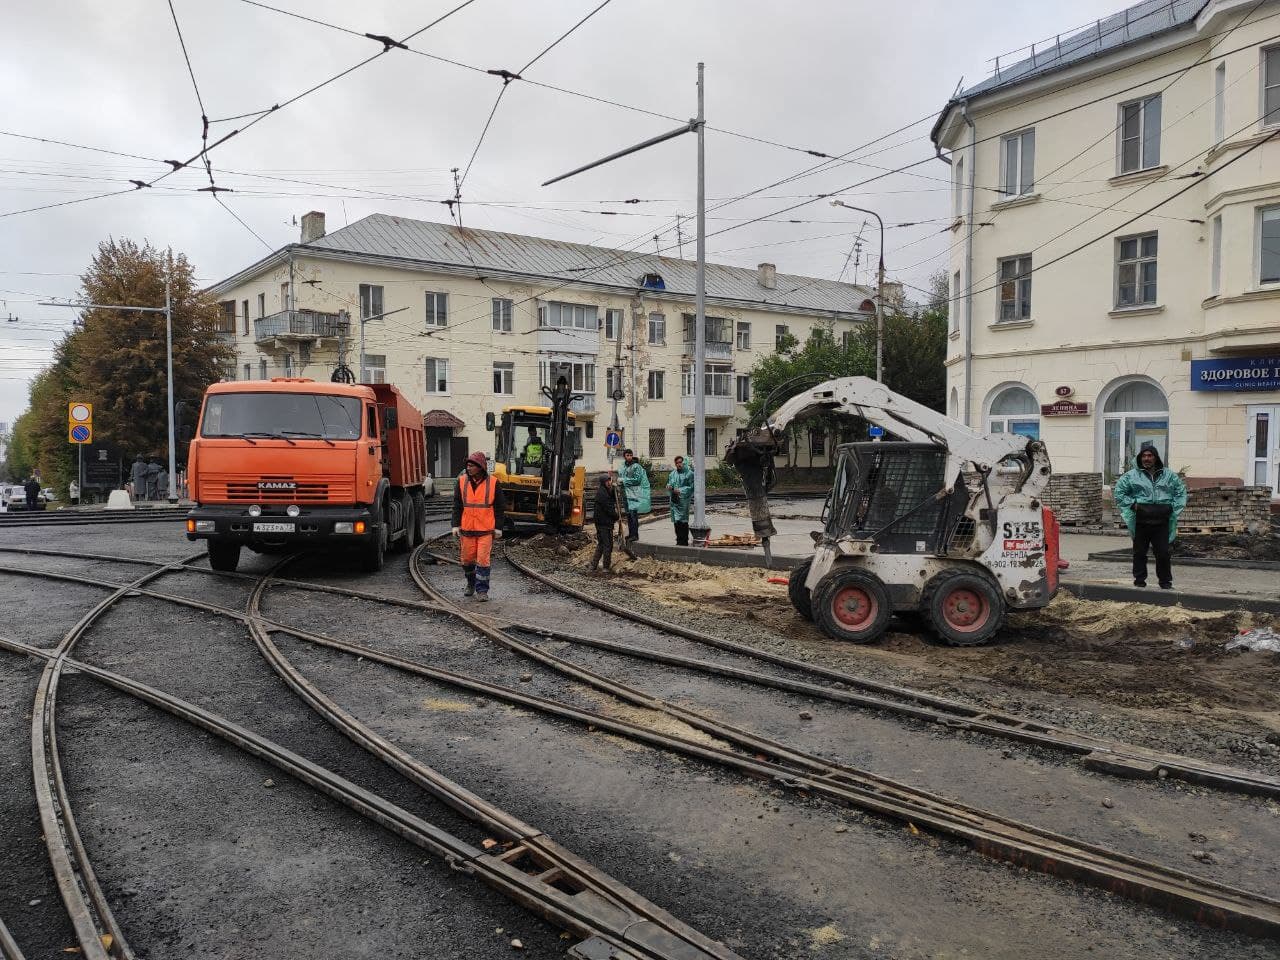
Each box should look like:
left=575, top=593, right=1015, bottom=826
left=881, top=280, right=904, bottom=308
left=757, top=262, right=777, bottom=290
left=300, top=211, right=326, bottom=243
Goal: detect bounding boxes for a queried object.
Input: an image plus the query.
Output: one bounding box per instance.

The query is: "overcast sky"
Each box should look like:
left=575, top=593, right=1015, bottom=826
left=0, top=0, right=1128, bottom=427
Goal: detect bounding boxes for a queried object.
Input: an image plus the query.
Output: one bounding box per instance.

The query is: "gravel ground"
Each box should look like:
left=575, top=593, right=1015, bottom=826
left=510, top=541, right=1280, bottom=778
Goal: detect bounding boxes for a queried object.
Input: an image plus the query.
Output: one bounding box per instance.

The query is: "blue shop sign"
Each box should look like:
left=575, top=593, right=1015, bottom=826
left=1190, top=357, right=1280, bottom=391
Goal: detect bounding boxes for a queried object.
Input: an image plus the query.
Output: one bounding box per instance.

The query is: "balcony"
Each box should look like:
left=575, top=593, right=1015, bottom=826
left=682, top=339, right=733, bottom=359
left=680, top=394, right=736, bottom=418
left=254, top=309, right=349, bottom=349
left=535, top=324, right=599, bottom=356
left=569, top=393, right=597, bottom=417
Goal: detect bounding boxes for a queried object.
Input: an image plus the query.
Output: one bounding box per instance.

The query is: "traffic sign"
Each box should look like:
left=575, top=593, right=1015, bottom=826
left=868, top=425, right=885, bottom=438
left=604, top=430, right=622, bottom=448
left=68, top=402, right=92, bottom=423
left=69, top=424, right=92, bottom=444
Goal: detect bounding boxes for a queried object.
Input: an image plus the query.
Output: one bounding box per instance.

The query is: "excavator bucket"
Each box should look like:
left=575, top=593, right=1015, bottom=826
left=723, top=434, right=778, bottom=541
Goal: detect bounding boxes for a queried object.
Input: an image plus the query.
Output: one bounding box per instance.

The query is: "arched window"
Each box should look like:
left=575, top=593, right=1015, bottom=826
left=859, top=299, right=876, bottom=313
left=948, top=387, right=959, bottom=420
left=986, top=384, right=1040, bottom=439
left=1100, top=378, right=1168, bottom=483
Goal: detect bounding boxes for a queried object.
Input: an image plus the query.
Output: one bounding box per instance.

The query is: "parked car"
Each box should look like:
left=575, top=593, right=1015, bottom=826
left=41, top=487, right=59, bottom=503
left=0, top=484, right=47, bottom=511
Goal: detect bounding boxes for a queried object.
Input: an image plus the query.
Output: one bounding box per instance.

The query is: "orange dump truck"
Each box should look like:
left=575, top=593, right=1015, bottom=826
left=185, top=378, right=428, bottom=573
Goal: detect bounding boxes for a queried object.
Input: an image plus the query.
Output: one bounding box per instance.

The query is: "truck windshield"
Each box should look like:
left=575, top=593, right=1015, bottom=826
left=201, top=392, right=363, bottom=440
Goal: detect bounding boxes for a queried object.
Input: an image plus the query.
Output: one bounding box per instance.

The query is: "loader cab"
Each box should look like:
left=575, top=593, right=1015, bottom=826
left=494, top=407, right=581, bottom=477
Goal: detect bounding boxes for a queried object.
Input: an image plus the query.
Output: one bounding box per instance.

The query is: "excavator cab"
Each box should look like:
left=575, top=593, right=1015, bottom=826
left=491, top=377, right=586, bottom=532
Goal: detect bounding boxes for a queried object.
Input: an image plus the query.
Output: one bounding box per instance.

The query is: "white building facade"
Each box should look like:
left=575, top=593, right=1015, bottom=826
left=933, top=0, right=1280, bottom=494
left=207, top=213, right=874, bottom=478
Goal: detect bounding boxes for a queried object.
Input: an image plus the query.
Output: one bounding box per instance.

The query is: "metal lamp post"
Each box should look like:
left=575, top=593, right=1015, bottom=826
left=830, top=199, right=886, bottom=384
left=543, top=63, right=710, bottom=541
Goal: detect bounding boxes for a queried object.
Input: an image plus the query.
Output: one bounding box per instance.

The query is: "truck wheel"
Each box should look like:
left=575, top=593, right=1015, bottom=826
left=361, top=504, right=387, bottom=572
left=923, top=568, right=1006, bottom=646
left=813, top=568, right=891, bottom=644
left=787, top=558, right=814, bottom=621
left=390, top=491, right=413, bottom=555
left=207, top=540, right=241, bottom=573
left=410, top=491, right=427, bottom=547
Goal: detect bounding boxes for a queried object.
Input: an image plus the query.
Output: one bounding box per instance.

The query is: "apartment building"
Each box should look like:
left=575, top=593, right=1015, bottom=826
left=933, top=0, right=1280, bottom=495
left=208, top=212, right=873, bottom=477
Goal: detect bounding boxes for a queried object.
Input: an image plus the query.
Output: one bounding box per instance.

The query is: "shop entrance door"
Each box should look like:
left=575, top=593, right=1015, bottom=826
left=1245, top=405, right=1280, bottom=496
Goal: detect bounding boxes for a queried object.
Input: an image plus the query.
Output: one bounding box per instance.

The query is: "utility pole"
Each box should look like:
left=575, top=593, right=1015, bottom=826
left=831, top=199, right=886, bottom=384
left=542, top=62, right=709, bottom=541
left=452, top=167, right=463, bottom=227
left=675, top=215, right=686, bottom=259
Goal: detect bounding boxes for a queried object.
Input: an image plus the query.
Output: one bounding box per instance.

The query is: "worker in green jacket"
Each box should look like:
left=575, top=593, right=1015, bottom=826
left=619, top=448, right=651, bottom=543
left=1112, top=444, right=1187, bottom=590
left=666, top=455, right=696, bottom=546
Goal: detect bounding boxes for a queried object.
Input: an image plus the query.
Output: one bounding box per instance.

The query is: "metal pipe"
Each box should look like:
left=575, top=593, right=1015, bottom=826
left=961, top=99, right=977, bottom=428
left=692, top=62, right=708, bottom=537
left=830, top=200, right=885, bottom=384
left=165, top=274, right=177, bottom=501
left=540, top=121, right=696, bottom=187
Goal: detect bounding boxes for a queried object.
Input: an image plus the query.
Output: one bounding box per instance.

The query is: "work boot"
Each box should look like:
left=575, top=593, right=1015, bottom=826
left=1133, top=579, right=1146, bottom=588
left=1159, top=582, right=1173, bottom=590
left=476, top=592, right=489, bottom=603
left=464, top=585, right=475, bottom=597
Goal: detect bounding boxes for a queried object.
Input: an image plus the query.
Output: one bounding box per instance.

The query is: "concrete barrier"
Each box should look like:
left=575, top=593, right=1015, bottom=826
left=105, top=490, right=134, bottom=511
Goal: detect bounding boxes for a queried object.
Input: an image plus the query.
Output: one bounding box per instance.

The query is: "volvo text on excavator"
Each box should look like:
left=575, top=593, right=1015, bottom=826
left=725, top=376, right=1064, bottom=646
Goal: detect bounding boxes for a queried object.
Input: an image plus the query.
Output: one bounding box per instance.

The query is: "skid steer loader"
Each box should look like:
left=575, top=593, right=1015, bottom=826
left=724, top=377, right=1063, bottom=646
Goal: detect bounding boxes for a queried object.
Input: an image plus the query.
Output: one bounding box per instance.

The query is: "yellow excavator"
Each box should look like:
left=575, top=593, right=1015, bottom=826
left=487, top=375, right=586, bottom=533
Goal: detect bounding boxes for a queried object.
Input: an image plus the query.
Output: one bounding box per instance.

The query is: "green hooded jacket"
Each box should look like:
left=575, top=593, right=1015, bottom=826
left=620, top=460, right=651, bottom=513
left=666, top=464, right=695, bottom=524
left=1112, top=446, right=1187, bottom=543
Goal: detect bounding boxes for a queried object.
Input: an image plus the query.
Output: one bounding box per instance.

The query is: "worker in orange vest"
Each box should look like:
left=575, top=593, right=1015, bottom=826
left=451, top=451, right=506, bottom=601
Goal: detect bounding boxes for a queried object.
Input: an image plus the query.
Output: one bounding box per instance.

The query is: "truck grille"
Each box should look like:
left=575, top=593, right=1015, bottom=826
left=203, top=477, right=355, bottom=503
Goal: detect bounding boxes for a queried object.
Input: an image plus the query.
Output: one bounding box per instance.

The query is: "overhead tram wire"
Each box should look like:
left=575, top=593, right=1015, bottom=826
left=166, top=0, right=216, bottom=189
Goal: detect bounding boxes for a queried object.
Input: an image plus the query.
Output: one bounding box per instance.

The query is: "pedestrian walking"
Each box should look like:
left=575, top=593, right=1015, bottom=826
left=23, top=476, right=40, bottom=510
left=588, top=472, right=619, bottom=573
left=155, top=465, right=169, bottom=501
left=130, top=455, right=147, bottom=501
left=666, top=455, right=695, bottom=546
left=450, top=451, right=505, bottom=601
left=145, top=459, right=162, bottom=501
left=1113, top=444, right=1187, bottom=590
left=619, top=448, right=650, bottom=543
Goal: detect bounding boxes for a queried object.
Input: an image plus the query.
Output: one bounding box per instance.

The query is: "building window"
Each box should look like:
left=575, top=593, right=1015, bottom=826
left=492, top=298, right=513, bottom=332
left=681, top=314, right=732, bottom=351
left=257, top=292, right=266, bottom=318
left=425, top=291, right=448, bottom=327
left=241, top=299, right=249, bottom=336
left=648, top=370, right=664, bottom=400
left=541, top=360, right=596, bottom=396
left=539, top=301, right=597, bottom=330
left=648, top=312, right=666, bottom=344
left=1118, top=94, right=1161, bottom=174
left=493, top=361, right=514, bottom=395
left=364, top=354, right=387, bottom=384
left=735, top=375, right=751, bottom=404
left=809, top=430, right=825, bottom=457
left=1264, top=46, right=1280, bottom=128
left=358, top=284, right=383, bottom=322
left=282, top=352, right=293, bottom=377
left=1101, top=379, right=1169, bottom=484
left=841, top=330, right=855, bottom=351
left=1210, top=214, right=1222, bottom=296
left=258, top=358, right=267, bottom=380
left=1116, top=233, right=1158, bottom=307
left=1213, top=62, right=1226, bottom=144
left=997, top=255, right=1032, bottom=321
left=216, top=300, right=236, bottom=333
left=425, top=357, right=449, bottom=394
left=999, top=129, right=1035, bottom=198
left=986, top=385, right=1040, bottom=438
left=775, top=324, right=789, bottom=350
left=951, top=270, right=961, bottom=332
left=734, top=321, right=751, bottom=350
left=685, top=426, right=717, bottom=457
left=280, top=281, right=291, bottom=311
left=604, top=308, right=622, bottom=340
left=1260, top=205, right=1280, bottom=285
left=648, top=428, right=665, bottom=458
left=606, top=367, right=620, bottom=399
left=243, top=363, right=252, bottom=381
left=682, top=364, right=732, bottom=397
left=953, top=154, right=964, bottom=218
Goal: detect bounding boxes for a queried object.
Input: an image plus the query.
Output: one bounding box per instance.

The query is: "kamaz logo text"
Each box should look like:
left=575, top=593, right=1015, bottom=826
left=258, top=481, right=297, bottom=491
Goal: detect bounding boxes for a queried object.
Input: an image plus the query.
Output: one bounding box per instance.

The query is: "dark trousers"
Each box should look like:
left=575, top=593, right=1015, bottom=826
left=674, top=520, right=689, bottom=546
left=25, top=493, right=37, bottom=509
left=1132, top=524, right=1173, bottom=586
left=626, top=510, right=639, bottom=541
left=591, top=525, right=614, bottom=570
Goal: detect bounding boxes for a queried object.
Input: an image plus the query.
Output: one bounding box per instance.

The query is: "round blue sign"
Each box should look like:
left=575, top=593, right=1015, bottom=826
left=868, top=425, right=885, bottom=438
left=604, top=430, right=622, bottom=448
left=71, top=424, right=90, bottom=442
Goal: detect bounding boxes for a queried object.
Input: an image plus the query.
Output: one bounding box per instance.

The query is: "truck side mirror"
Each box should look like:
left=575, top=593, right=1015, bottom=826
left=485, top=412, right=496, bottom=431
left=178, top=425, right=194, bottom=442
left=385, top=407, right=398, bottom=429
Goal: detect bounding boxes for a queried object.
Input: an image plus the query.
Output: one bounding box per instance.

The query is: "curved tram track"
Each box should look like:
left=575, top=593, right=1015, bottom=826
left=3, top=543, right=1280, bottom=942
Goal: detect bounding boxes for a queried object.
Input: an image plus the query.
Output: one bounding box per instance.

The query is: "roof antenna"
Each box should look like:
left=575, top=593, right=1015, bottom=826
left=652, top=234, right=660, bottom=253
left=451, top=167, right=463, bottom=227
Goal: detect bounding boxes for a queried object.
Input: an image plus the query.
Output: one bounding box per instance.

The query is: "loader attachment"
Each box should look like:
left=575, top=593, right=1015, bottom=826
left=724, top=431, right=779, bottom=556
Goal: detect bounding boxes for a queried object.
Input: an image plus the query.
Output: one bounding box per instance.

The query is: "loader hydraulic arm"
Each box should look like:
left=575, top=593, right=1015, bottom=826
left=724, top=377, right=1051, bottom=556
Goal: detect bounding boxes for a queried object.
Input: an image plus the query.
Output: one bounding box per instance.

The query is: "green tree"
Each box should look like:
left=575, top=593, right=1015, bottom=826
left=854, top=307, right=948, bottom=413
left=2, top=410, right=36, bottom=481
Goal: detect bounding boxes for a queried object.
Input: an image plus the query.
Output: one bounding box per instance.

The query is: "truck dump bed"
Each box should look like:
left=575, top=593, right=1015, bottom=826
left=370, top=383, right=426, bottom=488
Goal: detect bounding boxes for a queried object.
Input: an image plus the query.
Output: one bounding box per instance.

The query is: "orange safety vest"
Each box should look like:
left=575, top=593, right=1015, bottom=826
left=458, top=474, right=496, bottom=536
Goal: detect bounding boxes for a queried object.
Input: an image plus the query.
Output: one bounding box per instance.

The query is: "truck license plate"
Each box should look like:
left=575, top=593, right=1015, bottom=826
left=253, top=521, right=295, bottom=533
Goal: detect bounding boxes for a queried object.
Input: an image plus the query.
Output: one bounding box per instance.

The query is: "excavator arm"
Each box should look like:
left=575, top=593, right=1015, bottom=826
left=724, top=376, right=1051, bottom=557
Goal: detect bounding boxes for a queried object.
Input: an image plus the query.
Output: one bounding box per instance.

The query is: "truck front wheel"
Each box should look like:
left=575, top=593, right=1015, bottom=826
left=361, top=504, right=387, bottom=573
left=207, top=539, right=241, bottom=573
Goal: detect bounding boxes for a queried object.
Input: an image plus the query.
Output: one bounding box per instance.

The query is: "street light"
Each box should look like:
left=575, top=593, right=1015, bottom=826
left=830, top=199, right=885, bottom=384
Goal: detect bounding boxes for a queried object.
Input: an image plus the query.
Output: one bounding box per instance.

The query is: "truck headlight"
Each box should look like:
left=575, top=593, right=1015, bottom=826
left=248, top=504, right=262, bottom=517
left=334, top=521, right=353, bottom=534
left=286, top=505, right=301, bottom=517
left=195, top=520, right=215, bottom=532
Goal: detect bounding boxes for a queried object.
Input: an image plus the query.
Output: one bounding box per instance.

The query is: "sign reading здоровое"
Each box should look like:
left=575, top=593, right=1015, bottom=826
left=1190, top=357, right=1280, bottom=391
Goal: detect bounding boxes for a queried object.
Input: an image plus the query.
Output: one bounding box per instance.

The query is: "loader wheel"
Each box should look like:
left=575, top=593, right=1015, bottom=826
left=787, top=558, right=814, bottom=621
left=923, top=568, right=1005, bottom=647
left=813, top=569, right=891, bottom=644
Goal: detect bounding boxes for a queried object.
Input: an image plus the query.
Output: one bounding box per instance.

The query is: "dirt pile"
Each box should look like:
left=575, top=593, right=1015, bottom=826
left=1172, top=533, right=1280, bottom=563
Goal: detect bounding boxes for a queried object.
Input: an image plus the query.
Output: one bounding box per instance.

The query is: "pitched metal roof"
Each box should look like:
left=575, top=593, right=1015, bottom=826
left=296, top=213, right=874, bottom=315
